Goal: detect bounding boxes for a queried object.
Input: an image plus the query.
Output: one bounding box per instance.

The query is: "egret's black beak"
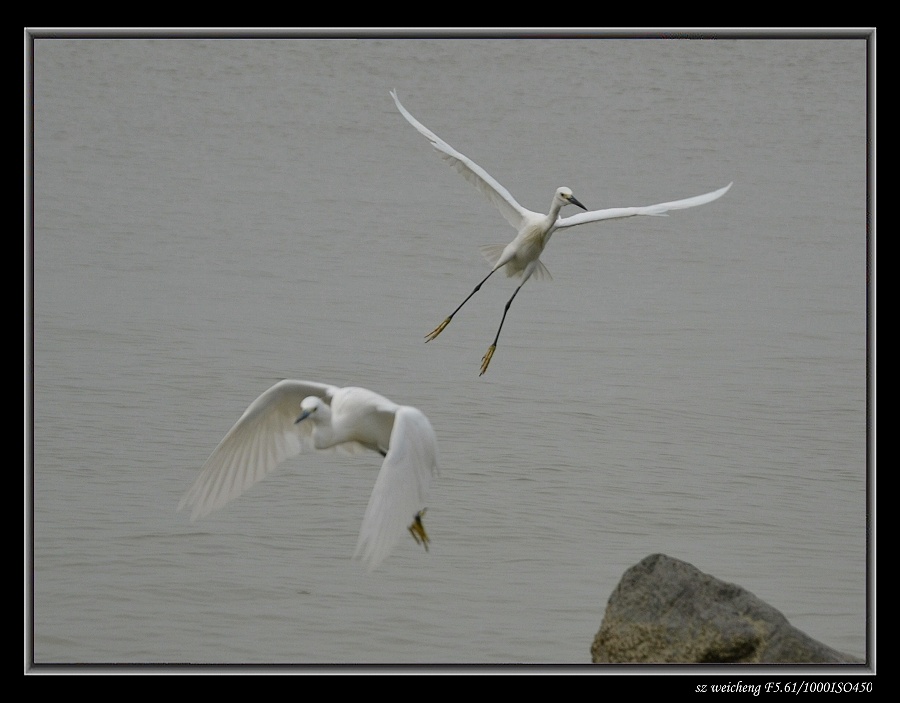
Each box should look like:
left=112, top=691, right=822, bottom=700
left=570, top=195, right=588, bottom=211
left=295, top=410, right=310, bottom=424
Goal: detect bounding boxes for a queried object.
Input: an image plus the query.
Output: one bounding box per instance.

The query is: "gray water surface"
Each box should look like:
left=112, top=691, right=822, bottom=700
left=31, top=36, right=868, bottom=665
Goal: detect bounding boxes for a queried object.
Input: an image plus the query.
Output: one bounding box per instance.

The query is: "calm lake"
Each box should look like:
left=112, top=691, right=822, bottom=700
left=30, top=34, right=870, bottom=667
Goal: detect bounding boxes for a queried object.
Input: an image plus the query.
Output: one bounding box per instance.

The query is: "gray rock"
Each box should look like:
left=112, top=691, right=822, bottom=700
left=591, top=553, right=864, bottom=664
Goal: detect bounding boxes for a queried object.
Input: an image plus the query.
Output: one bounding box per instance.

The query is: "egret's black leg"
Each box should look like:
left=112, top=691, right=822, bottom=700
left=426, top=268, right=498, bottom=342
left=480, top=282, right=524, bottom=375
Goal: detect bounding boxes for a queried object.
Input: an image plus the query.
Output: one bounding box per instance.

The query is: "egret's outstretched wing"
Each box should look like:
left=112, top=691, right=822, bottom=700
left=177, top=379, right=338, bottom=521
left=556, top=182, right=732, bottom=230
left=391, top=90, right=530, bottom=230
left=353, top=405, right=439, bottom=571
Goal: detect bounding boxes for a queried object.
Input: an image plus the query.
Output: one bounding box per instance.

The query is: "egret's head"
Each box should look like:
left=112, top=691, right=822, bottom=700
left=295, top=396, right=322, bottom=424
left=558, top=187, right=587, bottom=211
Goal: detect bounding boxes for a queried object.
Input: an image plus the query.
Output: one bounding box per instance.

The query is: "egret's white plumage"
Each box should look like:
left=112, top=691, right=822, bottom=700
left=178, top=380, right=439, bottom=571
left=390, top=90, right=733, bottom=375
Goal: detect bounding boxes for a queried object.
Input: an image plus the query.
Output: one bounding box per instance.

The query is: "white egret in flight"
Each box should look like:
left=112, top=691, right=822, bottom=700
left=390, top=90, right=732, bottom=375
left=178, top=379, right=439, bottom=571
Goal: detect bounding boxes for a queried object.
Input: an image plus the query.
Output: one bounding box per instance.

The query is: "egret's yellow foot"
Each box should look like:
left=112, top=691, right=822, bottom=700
left=425, top=318, right=451, bottom=342
left=408, top=509, right=430, bottom=551
left=480, top=344, right=496, bottom=376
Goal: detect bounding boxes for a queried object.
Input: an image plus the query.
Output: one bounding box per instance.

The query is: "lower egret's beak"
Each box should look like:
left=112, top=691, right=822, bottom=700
left=295, top=410, right=311, bottom=424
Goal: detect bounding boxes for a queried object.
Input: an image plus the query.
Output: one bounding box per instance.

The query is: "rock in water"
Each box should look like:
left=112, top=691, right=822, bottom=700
left=591, top=553, right=864, bottom=664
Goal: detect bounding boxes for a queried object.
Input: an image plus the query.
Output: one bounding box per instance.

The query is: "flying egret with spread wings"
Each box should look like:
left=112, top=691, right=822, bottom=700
left=390, top=90, right=732, bottom=375
left=178, top=379, right=438, bottom=571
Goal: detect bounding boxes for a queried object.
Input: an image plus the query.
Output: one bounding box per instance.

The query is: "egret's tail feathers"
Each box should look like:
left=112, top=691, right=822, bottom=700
left=480, top=244, right=506, bottom=268
left=479, top=245, right=552, bottom=280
